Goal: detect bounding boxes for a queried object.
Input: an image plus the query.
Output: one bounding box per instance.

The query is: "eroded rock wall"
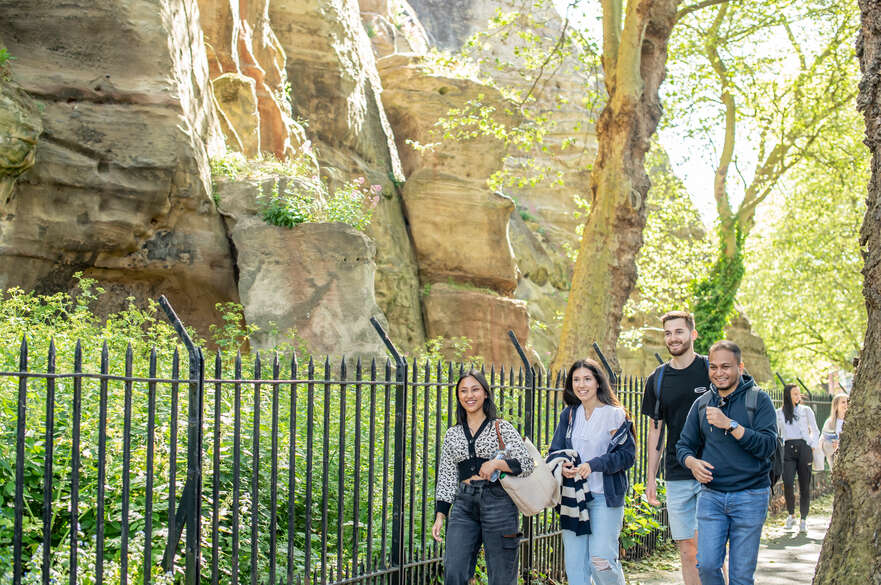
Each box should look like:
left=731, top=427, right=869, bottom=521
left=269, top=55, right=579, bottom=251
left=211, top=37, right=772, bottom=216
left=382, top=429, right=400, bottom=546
left=271, top=0, right=425, bottom=349
left=0, top=0, right=238, bottom=330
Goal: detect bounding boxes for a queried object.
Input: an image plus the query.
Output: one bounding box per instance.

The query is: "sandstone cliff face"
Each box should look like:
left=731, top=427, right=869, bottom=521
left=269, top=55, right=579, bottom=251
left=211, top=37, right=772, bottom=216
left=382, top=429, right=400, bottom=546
left=270, top=0, right=425, bottom=349
left=0, top=0, right=238, bottom=330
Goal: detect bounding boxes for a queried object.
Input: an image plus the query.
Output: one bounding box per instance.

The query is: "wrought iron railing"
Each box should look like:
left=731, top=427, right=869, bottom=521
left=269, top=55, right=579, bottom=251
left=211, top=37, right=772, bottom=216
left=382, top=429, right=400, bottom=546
left=0, top=298, right=833, bottom=585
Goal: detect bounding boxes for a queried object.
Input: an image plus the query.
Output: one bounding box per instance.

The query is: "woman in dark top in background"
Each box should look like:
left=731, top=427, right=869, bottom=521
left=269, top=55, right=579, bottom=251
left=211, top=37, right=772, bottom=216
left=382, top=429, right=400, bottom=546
left=431, top=370, right=534, bottom=585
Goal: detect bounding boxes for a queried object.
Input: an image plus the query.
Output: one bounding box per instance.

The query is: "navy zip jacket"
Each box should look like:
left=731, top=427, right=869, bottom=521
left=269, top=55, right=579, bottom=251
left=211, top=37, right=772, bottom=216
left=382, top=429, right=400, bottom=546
left=675, top=374, right=778, bottom=492
left=548, top=406, right=636, bottom=507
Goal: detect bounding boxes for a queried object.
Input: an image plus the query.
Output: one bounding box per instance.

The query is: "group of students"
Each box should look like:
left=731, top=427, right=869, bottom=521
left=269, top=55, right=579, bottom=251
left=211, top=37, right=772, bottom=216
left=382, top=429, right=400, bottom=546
left=431, top=310, right=849, bottom=585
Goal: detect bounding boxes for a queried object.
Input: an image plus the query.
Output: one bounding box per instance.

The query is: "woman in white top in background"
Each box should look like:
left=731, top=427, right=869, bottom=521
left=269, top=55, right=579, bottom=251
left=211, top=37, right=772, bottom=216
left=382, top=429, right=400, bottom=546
left=776, top=384, right=820, bottom=532
left=820, top=393, right=849, bottom=469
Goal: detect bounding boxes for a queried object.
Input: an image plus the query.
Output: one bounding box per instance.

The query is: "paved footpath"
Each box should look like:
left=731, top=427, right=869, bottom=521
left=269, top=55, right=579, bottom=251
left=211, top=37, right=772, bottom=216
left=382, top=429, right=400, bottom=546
left=626, top=504, right=831, bottom=585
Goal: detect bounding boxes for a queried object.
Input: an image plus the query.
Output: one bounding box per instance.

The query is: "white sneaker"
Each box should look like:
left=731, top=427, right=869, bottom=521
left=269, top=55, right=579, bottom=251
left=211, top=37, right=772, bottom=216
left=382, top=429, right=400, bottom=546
left=784, top=515, right=795, bottom=530
left=800, top=519, right=807, bottom=533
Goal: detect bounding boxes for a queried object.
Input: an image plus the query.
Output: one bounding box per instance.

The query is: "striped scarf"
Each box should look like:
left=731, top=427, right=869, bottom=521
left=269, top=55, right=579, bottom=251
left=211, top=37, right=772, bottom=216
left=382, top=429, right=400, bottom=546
left=546, top=449, right=591, bottom=535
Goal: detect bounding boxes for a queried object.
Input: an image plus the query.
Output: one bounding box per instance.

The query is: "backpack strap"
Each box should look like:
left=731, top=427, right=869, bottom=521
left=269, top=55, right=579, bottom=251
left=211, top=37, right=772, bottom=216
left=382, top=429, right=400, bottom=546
left=745, top=388, right=759, bottom=428
left=696, top=391, right=715, bottom=436
left=651, top=364, right=666, bottom=452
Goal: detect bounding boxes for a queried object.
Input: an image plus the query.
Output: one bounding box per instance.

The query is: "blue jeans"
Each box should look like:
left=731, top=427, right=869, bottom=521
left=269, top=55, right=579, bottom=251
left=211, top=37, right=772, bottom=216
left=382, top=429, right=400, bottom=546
left=697, top=486, right=770, bottom=585
left=561, top=494, right=625, bottom=585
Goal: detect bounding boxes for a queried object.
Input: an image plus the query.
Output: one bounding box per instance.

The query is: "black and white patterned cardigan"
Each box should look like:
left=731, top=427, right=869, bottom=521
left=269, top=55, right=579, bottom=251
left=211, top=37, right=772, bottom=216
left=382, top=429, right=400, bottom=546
left=435, top=418, right=535, bottom=516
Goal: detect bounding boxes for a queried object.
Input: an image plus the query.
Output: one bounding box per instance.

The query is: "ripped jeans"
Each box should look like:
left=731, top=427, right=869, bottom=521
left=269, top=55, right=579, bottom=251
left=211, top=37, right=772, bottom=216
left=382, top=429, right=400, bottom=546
left=444, top=481, right=521, bottom=585
left=562, top=494, right=625, bottom=585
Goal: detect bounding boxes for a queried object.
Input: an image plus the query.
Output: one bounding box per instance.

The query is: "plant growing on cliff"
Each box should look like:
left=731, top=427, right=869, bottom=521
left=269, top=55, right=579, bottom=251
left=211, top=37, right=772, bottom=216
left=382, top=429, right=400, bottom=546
left=257, top=177, right=380, bottom=232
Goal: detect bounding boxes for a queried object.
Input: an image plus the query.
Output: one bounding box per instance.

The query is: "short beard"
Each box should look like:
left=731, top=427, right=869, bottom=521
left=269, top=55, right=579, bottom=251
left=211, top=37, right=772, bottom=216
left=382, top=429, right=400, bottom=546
left=666, top=339, right=693, bottom=357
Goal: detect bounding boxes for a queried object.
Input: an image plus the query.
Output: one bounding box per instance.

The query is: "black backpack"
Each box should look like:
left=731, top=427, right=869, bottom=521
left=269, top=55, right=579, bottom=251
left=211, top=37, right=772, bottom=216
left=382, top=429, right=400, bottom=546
left=695, top=388, right=784, bottom=487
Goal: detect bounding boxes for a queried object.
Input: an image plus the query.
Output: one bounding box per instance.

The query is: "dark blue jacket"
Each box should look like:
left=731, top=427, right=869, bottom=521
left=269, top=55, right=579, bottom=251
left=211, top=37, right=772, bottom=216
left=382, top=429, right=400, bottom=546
left=675, top=374, right=778, bottom=492
left=548, top=406, right=636, bottom=507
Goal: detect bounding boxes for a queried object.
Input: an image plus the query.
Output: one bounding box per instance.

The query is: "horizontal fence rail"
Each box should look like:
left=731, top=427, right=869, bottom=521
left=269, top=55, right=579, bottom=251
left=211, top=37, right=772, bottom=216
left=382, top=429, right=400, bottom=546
left=0, top=304, right=835, bottom=585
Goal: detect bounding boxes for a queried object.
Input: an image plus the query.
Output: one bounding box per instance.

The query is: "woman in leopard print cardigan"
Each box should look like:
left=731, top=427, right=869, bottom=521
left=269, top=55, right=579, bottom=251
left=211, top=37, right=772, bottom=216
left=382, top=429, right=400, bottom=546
left=430, top=369, right=534, bottom=585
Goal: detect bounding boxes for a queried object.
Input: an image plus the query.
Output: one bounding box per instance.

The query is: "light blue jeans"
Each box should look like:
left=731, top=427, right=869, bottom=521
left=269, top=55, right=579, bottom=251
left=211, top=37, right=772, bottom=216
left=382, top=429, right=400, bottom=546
left=697, top=486, right=770, bottom=585
left=561, top=494, right=625, bottom=585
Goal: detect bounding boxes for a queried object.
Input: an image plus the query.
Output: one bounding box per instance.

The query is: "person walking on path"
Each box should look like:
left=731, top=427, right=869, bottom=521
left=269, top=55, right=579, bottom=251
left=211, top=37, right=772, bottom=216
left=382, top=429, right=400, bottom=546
left=776, top=384, right=820, bottom=533
left=431, top=369, right=535, bottom=585
left=548, top=358, right=636, bottom=585
left=640, top=311, right=710, bottom=585
left=819, top=392, right=848, bottom=469
left=676, top=340, right=779, bottom=585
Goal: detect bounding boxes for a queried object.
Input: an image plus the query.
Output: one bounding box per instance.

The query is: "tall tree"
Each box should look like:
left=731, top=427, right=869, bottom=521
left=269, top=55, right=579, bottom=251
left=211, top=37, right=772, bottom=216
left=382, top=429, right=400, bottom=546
left=813, top=1, right=881, bottom=581
left=668, top=0, right=859, bottom=350
left=738, top=122, right=867, bottom=381
left=551, top=0, right=683, bottom=373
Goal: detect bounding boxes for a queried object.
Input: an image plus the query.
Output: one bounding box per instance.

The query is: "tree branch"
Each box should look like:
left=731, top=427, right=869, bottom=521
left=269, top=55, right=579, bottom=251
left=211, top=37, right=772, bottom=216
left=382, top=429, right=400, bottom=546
left=601, top=0, right=623, bottom=92
left=675, top=0, right=729, bottom=23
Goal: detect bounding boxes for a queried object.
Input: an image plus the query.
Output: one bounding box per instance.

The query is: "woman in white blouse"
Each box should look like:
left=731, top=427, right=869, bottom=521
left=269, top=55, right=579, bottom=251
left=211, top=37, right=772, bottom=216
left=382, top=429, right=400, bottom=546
left=547, top=359, right=635, bottom=585
left=776, top=384, right=820, bottom=532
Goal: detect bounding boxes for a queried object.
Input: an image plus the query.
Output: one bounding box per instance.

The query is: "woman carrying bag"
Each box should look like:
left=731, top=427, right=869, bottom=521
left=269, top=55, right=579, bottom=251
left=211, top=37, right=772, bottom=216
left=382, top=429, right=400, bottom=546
left=547, top=359, right=636, bottom=585
left=431, top=369, right=534, bottom=585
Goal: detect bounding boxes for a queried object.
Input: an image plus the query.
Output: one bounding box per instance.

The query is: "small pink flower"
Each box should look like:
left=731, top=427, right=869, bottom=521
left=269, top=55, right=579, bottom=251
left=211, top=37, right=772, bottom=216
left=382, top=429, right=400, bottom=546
left=371, top=184, right=383, bottom=194
left=355, top=176, right=366, bottom=186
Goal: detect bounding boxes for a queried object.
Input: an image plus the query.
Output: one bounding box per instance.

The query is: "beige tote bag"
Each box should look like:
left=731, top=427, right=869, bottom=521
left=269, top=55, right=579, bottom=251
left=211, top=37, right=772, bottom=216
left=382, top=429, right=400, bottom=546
left=495, top=420, right=561, bottom=516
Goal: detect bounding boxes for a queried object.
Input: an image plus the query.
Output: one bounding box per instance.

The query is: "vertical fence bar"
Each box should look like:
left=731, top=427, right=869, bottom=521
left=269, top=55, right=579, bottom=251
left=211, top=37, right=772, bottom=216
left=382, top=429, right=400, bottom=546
left=95, top=341, right=108, bottom=584
left=270, top=353, right=281, bottom=585
left=408, top=359, right=417, bottom=563
left=41, top=340, right=56, bottom=585
left=337, top=357, right=347, bottom=579
left=507, top=331, right=534, bottom=584
left=211, top=352, right=223, bottom=585
left=121, top=344, right=134, bottom=585
left=321, top=357, right=331, bottom=585
left=69, top=341, right=83, bottom=585
left=381, top=359, right=391, bottom=566
left=287, top=353, right=299, bottom=585
left=369, top=317, right=407, bottom=585
left=367, top=358, right=377, bottom=572
left=145, top=348, right=158, bottom=585
left=353, top=358, right=362, bottom=574
left=250, top=353, right=262, bottom=585
left=232, top=351, right=242, bottom=582
left=13, top=336, right=28, bottom=585
left=305, top=357, right=315, bottom=585
left=166, top=349, right=180, bottom=573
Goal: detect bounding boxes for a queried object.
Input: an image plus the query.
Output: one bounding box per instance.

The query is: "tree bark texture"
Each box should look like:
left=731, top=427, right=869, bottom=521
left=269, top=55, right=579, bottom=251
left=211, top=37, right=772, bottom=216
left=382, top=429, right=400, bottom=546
left=813, top=2, right=881, bottom=583
left=552, top=0, right=679, bottom=374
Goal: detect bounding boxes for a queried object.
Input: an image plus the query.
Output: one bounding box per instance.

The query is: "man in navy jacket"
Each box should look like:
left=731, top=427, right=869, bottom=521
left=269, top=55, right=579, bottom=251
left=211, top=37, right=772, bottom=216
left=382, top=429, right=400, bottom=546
left=676, top=340, right=778, bottom=585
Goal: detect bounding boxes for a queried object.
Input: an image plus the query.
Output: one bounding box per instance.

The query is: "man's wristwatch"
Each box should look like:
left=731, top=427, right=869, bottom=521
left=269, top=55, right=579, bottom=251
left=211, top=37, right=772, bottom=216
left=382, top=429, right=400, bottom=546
left=728, top=420, right=740, bottom=433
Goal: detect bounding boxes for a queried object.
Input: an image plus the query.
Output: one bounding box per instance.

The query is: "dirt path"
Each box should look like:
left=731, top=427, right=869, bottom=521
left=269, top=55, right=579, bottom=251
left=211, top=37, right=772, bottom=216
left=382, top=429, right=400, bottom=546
left=624, top=495, right=832, bottom=585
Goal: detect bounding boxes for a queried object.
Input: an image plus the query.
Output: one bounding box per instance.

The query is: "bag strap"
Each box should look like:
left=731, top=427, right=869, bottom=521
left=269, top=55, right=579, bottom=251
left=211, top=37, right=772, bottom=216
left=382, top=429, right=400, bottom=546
left=745, top=388, right=758, bottom=428
left=566, top=408, right=574, bottom=441
left=494, top=419, right=507, bottom=450
left=651, top=364, right=666, bottom=450
left=696, top=391, right=715, bottom=437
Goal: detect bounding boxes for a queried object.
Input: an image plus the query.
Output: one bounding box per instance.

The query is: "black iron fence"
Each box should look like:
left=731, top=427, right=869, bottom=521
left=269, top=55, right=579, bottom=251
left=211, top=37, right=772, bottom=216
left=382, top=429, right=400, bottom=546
left=0, top=298, right=834, bottom=585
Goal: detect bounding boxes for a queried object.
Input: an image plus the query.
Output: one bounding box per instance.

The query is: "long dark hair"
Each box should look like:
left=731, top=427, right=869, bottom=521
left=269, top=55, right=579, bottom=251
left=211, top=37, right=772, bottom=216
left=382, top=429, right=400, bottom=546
left=563, top=359, right=620, bottom=408
left=454, top=369, right=498, bottom=426
left=782, top=384, right=798, bottom=424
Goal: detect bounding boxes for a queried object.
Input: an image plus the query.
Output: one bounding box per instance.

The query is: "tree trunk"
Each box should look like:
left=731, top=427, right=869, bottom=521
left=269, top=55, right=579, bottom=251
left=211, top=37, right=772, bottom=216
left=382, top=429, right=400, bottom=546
left=551, top=0, right=680, bottom=374
left=813, top=2, right=881, bottom=583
